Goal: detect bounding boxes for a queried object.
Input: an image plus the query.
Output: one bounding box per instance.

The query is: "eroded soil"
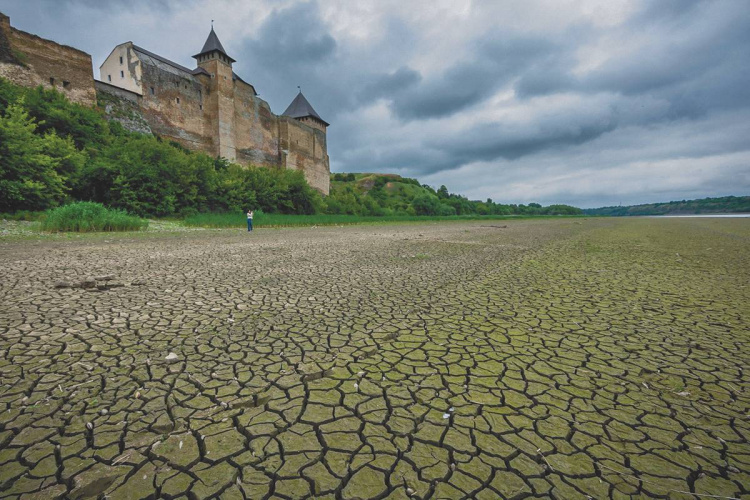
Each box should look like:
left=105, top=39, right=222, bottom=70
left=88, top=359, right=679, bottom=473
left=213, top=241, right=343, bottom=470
left=0, top=218, right=748, bottom=499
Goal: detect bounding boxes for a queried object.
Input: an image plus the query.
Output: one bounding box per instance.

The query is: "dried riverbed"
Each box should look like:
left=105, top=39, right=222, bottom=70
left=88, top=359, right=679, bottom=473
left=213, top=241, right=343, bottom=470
left=0, top=218, right=748, bottom=499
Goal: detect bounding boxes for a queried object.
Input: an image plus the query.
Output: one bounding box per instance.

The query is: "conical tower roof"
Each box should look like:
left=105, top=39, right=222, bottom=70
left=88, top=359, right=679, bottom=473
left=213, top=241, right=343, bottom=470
left=283, top=91, right=329, bottom=126
left=193, top=27, right=235, bottom=63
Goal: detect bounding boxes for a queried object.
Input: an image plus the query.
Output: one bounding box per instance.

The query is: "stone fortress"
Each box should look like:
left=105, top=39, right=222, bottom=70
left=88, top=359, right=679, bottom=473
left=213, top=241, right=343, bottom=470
left=0, top=12, right=330, bottom=194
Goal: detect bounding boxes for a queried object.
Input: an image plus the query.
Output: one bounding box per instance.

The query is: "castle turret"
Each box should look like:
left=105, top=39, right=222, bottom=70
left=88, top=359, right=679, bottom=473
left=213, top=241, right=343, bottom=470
left=193, top=26, right=235, bottom=66
left=282, top=91, right=329, bottom=132
left=193, top=27, right=236, bottom=160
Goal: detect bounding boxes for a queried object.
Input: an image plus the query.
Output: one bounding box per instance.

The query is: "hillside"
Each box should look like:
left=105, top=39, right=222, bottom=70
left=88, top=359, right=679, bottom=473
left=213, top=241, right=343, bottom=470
left=584, top=196, right=750, bottom=216
left=1, top=76, right=582, bottom=220
left=328, top=173, right=582, bottom=216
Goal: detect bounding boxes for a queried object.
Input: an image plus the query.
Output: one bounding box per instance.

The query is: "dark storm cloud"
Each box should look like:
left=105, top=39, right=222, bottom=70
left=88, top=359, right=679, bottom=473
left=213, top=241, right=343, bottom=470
left=358, top=66, right=421, bottom=102
left=247, top=1, right=336, bottom=69
left=433, top=117, right=618, bottom=167
left=392, top=36, right=559, bottom=120
left=584, top=4, right=750, bottom=102
left=232, top=1, right=349, bottom=118
left=342, top=106, right=621, bottom=177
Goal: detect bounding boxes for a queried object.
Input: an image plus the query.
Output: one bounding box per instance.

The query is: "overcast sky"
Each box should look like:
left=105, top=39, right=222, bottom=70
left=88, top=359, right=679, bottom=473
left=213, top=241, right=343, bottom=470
left=3, top=0, right=749, bottom=207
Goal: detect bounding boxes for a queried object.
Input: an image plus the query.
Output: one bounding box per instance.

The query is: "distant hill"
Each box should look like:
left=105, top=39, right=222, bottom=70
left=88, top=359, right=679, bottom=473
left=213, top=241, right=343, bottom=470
left=328, top=173, right=582, bottom=216
left=584, top=196, right=750, bottom=216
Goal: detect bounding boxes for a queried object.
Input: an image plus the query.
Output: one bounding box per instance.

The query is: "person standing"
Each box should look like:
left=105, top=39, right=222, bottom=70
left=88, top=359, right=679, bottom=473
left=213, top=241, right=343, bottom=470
left=247, top=210, right=254, bottom=231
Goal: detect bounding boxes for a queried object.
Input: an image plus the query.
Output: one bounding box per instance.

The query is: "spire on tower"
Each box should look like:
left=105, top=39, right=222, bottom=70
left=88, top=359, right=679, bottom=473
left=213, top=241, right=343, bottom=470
left=283, top=91, right=329, bottom=127
left=193, top=25, right=235, bottom=63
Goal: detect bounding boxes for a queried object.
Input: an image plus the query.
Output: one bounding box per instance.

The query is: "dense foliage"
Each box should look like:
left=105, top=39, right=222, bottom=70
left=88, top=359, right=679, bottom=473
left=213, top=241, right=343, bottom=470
left=328, top=173, right=582, bottom=216
left=0, top=78, right=322, bottom=216
left=584, top=196, right=750, bottom=216
left=40, top=201, right=148, bottom=232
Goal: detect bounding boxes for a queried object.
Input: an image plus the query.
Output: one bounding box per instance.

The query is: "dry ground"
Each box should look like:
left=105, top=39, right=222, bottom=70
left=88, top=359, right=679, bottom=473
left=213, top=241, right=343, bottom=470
left=0, top=218, right=748, bottom=499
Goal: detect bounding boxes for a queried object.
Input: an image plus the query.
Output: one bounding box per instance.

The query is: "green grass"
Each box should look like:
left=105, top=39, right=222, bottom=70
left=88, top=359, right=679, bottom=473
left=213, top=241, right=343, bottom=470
left=0, top=210, right=46, bottom=221
left=40, top=202, right=148, bottom=232
left=183, top=212, right=576, bottom=228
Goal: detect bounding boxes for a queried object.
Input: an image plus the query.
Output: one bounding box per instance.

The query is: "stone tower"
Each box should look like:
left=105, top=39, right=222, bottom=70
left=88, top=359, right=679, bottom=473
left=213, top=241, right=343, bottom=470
left=96, top=22, right=331, bottom=193
left=282, top=90, right=330, bottom=131
left=193, top=27, right=236, bottom=161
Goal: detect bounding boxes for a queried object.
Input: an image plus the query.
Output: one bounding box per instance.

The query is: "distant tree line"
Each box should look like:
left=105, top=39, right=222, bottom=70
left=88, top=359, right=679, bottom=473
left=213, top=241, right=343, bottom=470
left=584, top=196, right=750, bottom=216
left=328, top=174, right=582, bottom=216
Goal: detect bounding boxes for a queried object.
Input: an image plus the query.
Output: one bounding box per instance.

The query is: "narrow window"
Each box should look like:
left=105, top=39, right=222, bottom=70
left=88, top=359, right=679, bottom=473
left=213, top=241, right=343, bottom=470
left=150, top=87, right=155, bottom=95
left=120, top=70, right=124, bottom=78
left=62, top=81, right=70, bottom=89
left=119, top=56, right=123, bottom=64
left=199, top=104, right=203, bottom=110
left=49, top=77, right=55, bottom=86
left=108, top=74, right=111, bottom=82
left=176, top=97, right=180, bottom=104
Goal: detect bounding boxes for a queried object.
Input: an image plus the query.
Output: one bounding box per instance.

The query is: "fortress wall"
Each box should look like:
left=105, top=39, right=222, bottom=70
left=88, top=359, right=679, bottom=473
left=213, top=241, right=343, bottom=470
left=137, top=61, right=213, bottom=153
left=280, top=117, right=330, bottom=195
left=233, top=81, right=281, bottom=167
left=0, top=12, right=95, bottom=106
left=95, top=80, right=152, bottom=135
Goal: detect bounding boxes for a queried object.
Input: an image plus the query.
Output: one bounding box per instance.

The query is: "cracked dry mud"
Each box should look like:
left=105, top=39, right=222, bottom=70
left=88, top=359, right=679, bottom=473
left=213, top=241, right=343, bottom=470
left=0, top=218, right=748, bottom=499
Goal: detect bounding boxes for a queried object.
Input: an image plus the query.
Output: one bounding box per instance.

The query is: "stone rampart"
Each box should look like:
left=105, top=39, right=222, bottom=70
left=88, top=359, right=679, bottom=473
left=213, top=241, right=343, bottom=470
left=0, top=12, right=95, bottom=106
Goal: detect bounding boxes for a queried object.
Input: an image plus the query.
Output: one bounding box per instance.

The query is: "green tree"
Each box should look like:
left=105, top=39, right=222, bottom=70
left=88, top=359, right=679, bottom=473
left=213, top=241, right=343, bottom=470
left=0, top=103, right=83, bottom=211
left=23, top=85, right=109, bottom=149
left=411, top=194, right=442, bottom=215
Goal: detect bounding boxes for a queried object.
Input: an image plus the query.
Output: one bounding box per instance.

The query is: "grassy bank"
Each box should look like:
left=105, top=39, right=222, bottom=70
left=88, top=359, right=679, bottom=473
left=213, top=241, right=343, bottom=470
left=183, top=212, right=576, bottom=228
left=40, top=202, right=148, bottom=232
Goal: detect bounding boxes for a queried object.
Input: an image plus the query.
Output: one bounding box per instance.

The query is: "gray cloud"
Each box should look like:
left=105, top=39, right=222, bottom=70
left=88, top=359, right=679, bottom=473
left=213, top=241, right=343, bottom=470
left=247, top=2, right=336, bottom=69
left=358, top=66, right=421, bottom=103
left=391, top=36, right=559, bottom=120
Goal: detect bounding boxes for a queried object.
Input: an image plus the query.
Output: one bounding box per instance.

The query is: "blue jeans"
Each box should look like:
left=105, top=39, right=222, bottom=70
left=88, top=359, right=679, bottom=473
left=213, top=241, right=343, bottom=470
left=247, top=219, right=253, bottom=231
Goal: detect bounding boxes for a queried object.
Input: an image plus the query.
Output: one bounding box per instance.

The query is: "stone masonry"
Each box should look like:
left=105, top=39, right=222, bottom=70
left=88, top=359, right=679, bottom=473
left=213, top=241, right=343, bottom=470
left=98, top=29, right=330, bottom=194
left=0, top=13, right=330, bottom=194
left=0, top=13, right=96, bottom=106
